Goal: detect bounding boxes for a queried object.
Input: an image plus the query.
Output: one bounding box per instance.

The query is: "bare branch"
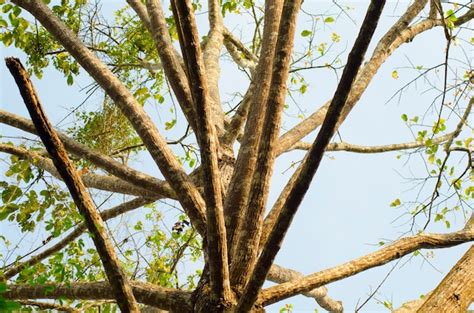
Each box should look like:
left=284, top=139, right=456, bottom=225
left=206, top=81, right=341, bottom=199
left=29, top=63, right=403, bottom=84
left=268, top=264, right=343, bottom=312
left=224, top=0, right=284, bottom=258
left=239, top=2, right=387, bottom=311
left=289, top=132, right=454, bottom=153
left=231, top=0, right=302, bottom=294
left=145, top=0, right=197, bottom=132
left=10, top=0, right=207, bottom=237
left=6, top=57, right=140, bottom=312
left=276, top=0, right=431, bottom=154
left=203, top=0, right=226, bottom=135
left=259, top=230, right=474, bottom=306
left=172, top=0, right=231, bottom=301
left=3, top=281, right=192, bottom=312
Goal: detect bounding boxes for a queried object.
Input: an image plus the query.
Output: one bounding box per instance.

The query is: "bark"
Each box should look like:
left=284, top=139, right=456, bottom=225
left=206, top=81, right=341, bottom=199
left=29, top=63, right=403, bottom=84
left=172, top=0, right=232, bottom=304
left=2, top=197, right=154, bottom=280
left=289, top=132, right=454, bottom=154
left=11, top=0, right=207, bottom=237
left=3, top=281, right=192, bottom=312
left=275, top=0, right=438, bottom=155
left=237, top=2, right=386, bottom=311
left=6, top=57, right=140, bottom=312
left=416, top=245, right=474, bottom=312
left=259, top=230, right=474, bottom=306
left=224, top=0, right=284, bottom=259
left=203, top=0, right=226, bottom=136
left=268, top=264, right=343, bottom=312
left=0, top=143, right=160, bottom=198
left=0, top=109, right=175, bottom=198
left=231, top=0, right=302, bottom=293
left=146, top=0, right=197, bottom=132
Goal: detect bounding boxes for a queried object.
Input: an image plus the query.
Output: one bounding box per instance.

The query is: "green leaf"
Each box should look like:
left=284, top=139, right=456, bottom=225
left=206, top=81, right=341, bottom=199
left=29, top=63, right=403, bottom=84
left=324, top=16, right=335, bottom=23
left=301, top=30, right=312, bottom=37
left=401, top=114, right=408, bottom=122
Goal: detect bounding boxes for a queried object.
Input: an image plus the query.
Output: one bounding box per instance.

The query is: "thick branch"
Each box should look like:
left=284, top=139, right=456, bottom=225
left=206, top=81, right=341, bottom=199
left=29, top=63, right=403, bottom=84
left=6, top=57, right=140, bottom=312
left=172, top=0, right=231, bottom=301
left=416, top=245, right=474, bottom=312
left=259, top=230, right=474, bottom=306
left=276, top=0, right=433, bottom=154
left=0, top=109, right=175, bottom=199
left=0, top=143, right=156, bottom=197
left=231, top=0, right=302, bottom=293
left=202, top=0, right=226, bottom=135
left=145, top=0, right=197, bottom=132
left=2, top=197, right=154, bottom=280
left=224, top=0, right=284, bottom=258
left=268, top=264, right=343, bottom=312
left=223, top=29, right=258, bottom=72
left=238, top=2, right=387, bottom=311
left=3, top=281, right=192, bottom=312
left=11, top=0, right=207, bottom=237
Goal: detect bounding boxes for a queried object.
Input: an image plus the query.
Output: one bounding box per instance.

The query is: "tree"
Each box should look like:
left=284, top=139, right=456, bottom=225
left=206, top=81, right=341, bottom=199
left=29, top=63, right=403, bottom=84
left=0, top=0, right=473, bottom=312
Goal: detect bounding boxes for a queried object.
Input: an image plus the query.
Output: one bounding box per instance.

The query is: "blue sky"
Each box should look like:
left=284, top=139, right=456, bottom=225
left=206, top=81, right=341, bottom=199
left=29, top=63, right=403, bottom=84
left=1, top=1, right=473, bottom=312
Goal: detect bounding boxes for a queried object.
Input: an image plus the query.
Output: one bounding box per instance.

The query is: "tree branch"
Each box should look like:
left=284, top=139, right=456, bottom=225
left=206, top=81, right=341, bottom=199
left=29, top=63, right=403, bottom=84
left=17, top=300, right=80, bottom=313
left=0, top=143, right=157, bottom=197
left=145, top=0, right=197, bottom=133
left=171, top=0, right=231, bottom=301
left=202, top=0, right=226, bottom=136
left=267, top=264, right=343, bottom=312
left=238, top=2, right=387, bottom=311
left=289, top=132, right=454, bottom=153
left=416, top=245, right=474, bottom=312
left=6, top=57, right=140, bottom=312
left=0, top=109, right=175, bottom=199
left=10, top=0, right=207, bottom=237
left=259, top=230, right=474, bottom=306
left=224, top=0, right=284, bottom=259
left=231, top=0, right=302, bottom=294
left=2, top=197, right=154, bottom=280
left=276, top=0, right=431, bottom=155
left=3, top=281, right=192, bottom=312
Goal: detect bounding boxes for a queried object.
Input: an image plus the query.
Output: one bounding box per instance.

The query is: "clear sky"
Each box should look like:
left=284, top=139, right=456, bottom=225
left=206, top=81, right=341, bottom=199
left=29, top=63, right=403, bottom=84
left=1, top=1, right=473, bottom=312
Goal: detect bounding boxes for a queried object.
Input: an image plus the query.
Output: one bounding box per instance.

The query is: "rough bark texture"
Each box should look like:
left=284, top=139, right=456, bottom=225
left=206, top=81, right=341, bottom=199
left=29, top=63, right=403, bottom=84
left=6, top=57, right=140, bottom=313
left=239, top=2, right=386, bottom=311
left=224, top=0, right=284, bottom=253
left=2, top=1, right=473, bottom=312
left=416, top=245, right=474, bottom=312
left=3, top=281, right=192, bottom=312
left=11, top=0, right=207, bottom=237
left=172, top=0, right=232, bottom=306
left=231, top=0, right=302, bottom=294
left=259, top=230, right=474, bottom=306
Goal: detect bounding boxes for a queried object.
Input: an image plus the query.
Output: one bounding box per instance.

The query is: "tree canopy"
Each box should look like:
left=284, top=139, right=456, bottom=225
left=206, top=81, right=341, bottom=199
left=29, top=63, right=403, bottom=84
left=0, top=0, right=473, bottom=312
